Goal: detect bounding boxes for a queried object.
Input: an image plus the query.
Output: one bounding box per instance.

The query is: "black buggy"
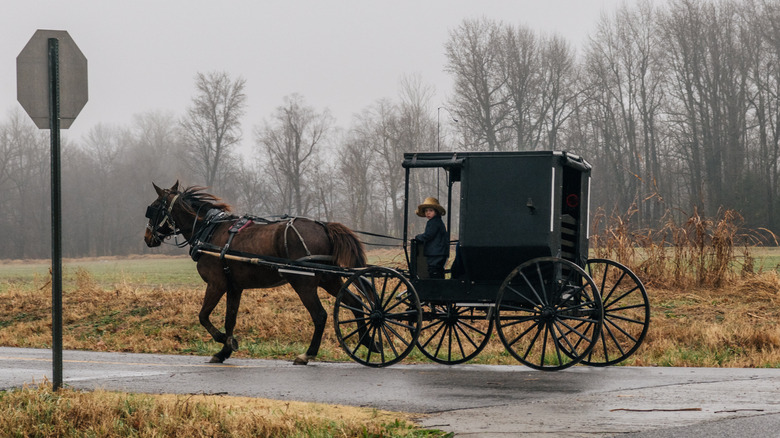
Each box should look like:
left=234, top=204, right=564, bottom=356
left=332, top=151, right=650, bottom=371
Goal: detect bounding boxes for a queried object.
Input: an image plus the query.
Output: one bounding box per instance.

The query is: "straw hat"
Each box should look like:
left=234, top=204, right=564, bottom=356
left=416, top=197, right=446, bottom=217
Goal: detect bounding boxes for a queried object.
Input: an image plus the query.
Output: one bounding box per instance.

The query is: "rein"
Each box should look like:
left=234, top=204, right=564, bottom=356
left=351, top=229, right=403, bottom=247
left=148, top=190, right=402, bottom=252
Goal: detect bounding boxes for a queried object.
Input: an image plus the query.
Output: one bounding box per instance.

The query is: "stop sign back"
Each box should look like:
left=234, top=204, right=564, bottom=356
left=17, top=29, right=88, bottom=129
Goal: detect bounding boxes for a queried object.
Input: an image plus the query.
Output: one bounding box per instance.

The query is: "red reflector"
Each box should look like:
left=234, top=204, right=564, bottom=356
left=566, top=194, right=579, bottom=208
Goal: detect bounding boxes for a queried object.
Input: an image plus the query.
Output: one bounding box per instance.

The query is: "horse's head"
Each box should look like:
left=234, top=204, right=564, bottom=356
left=144, top=181, right=182, bottom=247
left=144, top=182, right=232, bottom=248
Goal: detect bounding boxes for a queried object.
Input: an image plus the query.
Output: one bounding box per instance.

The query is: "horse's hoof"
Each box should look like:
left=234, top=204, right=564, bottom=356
left=209, top=356, right=224, bottom=363
left=227, top=336, right=239, bottom=351
left=293, top=354, right=311, bottom=365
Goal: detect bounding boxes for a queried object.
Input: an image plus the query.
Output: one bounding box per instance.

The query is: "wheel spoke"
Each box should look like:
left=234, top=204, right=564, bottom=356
left=534, top=264, right=549, bottom=305
left=519, top=275, right=545, bottom=306
left=602, top=270, right=629, bottom=304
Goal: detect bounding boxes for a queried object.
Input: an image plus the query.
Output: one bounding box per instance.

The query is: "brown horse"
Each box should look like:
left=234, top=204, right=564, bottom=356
left=143, top=181, right=368, bottom=364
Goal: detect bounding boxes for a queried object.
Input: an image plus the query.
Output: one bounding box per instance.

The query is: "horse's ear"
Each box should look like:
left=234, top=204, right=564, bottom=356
left=171, top=181, right=179, bottom=192
left=153, top=182, right=165, bottom=197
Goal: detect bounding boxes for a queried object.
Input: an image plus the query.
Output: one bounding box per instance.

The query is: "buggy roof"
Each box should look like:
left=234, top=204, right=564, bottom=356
left=402, top=150, right=591, bottom=173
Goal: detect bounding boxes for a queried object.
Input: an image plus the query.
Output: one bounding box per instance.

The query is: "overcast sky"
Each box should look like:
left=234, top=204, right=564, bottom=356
left=2, top=0, right=626, bottom=148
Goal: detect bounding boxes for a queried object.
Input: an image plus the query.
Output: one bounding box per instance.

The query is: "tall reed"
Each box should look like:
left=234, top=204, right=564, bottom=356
left=591, top=207, right=776, bottom=289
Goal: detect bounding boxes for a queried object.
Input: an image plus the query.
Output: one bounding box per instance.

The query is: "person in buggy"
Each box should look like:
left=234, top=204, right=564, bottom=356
left=415, top=197, right=448, bottom=279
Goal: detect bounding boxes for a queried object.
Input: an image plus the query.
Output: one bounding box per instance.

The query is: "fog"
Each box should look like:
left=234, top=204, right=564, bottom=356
left=2, top=0, right=622, bottom=150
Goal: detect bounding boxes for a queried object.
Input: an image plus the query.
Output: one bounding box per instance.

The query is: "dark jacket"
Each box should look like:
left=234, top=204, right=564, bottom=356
left=415, top=215, right=448, bottom=256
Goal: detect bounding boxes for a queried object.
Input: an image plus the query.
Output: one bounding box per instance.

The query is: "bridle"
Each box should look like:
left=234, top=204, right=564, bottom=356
left=145, top=192, right=184, bottom=246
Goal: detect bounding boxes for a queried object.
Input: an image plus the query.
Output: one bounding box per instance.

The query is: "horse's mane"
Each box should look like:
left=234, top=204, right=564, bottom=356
left=179, top=186, right=232, bottom=217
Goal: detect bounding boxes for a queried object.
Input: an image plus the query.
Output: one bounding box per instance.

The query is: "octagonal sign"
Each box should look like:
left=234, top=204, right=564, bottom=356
left=17, top=29, right=88, bottom=129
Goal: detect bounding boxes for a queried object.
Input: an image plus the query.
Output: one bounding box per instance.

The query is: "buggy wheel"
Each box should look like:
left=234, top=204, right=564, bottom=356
left=416, top=303, right=493, bottom=365
left=495, top=257, right=603, bottom=371
left=334, top=267, right=421, bottom=367
left=583, top=259, right=650, bottom=366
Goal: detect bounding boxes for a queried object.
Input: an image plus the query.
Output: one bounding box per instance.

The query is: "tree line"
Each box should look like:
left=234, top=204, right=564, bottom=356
left=1, top=0, right=778, bottom=259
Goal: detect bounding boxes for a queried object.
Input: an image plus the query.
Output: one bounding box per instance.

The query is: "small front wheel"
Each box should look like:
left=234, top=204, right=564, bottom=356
left=334, top=267, right=421, bottom=367
left=416, top=302, right=493, bottom=365
left=495, top=257, right=603, bottom=371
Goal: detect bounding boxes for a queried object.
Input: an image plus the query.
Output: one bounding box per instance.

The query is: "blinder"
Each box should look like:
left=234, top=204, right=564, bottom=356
left=145, top=205, right=159, bottom=221
left=145, top=193, right=181, bottom=241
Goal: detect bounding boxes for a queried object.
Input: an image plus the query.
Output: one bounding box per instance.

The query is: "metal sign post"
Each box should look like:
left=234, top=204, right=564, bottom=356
left=48, top=37, right=63, bottom=391
left=17, top=30, right=88, bottom=391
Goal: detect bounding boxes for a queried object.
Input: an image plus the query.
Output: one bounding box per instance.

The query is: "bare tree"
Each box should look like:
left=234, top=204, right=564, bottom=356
left=398, top=74, right=436, bottom=153
left=311, top=157, right=338, bottom=222
left=129, top=110, right=184, bottom=186
left=1, top=110, right=51, bottom=258
left=180, top=71, right=246, bottom=190
left=354, top=99, right=405, bottom=235
left=256, top=94, right=332, bottom=216
left=582, top=1, right=666, bottom=223
left=76, top=123, right=127, bottom=255
left=446, top=17, right=511, bottom=151
left=337, top=135, right=374, bottom=231
left=502, top=24, right=545, bottom=150
left=230, top=157, right=271, bottom=215
left=538, top=34, right=580, bottom=150
left=736, top=0, right=780, bottom=231
left=661, top=0, right=754, bottom=216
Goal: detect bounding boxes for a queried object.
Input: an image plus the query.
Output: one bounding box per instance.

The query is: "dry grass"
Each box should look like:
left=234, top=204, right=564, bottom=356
left=640, top=276, right=780, bottom=367
left=592, top=207, right=778, bottom=289
left=0, top=268, right=353, bottom=362
left=0, top=383, right=431, bottom=438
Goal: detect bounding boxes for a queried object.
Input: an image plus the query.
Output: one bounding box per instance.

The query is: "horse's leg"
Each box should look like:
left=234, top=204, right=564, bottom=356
left=211, top=287, right=244, bottom=363
left=322, top=275, right=380, bottom=353
left=198, top=283, right=230, bottom=363
left=289, top=277, right=328, bottom=365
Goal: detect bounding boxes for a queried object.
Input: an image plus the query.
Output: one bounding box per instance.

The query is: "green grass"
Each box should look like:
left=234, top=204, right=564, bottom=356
left=0, top=256, right=203, bottom=293
left=750, top=246, right=780, bottom=271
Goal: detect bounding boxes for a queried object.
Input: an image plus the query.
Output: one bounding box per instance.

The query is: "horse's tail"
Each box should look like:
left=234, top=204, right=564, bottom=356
left=326, top=222, right=367, bottom=268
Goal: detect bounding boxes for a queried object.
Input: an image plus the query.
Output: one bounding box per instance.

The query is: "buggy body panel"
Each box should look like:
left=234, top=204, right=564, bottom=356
left=403, top=151, right=591, bottom=301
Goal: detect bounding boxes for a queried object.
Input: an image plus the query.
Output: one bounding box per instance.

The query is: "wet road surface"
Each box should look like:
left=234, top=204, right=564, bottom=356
left=1, top=347, right=779, bottom=437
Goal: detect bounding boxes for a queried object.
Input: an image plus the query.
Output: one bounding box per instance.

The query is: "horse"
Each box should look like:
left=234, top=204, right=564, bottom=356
left=143, top=181, right=371, bottom=365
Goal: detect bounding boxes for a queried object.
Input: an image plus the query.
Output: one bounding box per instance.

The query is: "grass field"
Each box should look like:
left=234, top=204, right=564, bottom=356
left=750, top=246, right=780, bottom=271
left=0, top=255, right=203, bottom=292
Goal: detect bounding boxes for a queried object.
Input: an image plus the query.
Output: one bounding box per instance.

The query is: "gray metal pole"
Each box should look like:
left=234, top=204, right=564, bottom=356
left=48, top=37, right=63, bottom=391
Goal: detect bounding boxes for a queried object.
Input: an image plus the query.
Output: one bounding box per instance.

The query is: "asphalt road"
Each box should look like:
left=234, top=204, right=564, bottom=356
left=2, top=347, right=780, bottom=437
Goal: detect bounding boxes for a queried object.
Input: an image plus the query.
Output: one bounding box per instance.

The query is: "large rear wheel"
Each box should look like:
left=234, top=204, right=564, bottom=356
left=583, top=259, right=650, bottom=366
left=334, top=267, right=421, bottom=367
left=495, top=257, right=603, bottom=371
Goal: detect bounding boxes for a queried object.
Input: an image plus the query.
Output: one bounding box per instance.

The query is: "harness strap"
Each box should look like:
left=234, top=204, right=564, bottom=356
left=220, top=217, right=255, bottom=286
left=189, top=209, right=230, bottom=261
left=284, top=218, right=312, bottom=258
left=167, top=193, right=180, bottom=215
left=152, top=193, right=181, bottom=230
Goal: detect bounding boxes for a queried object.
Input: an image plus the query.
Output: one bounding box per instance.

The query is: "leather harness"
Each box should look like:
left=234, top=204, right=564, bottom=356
left=189, top=212, right=328, bottom=291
